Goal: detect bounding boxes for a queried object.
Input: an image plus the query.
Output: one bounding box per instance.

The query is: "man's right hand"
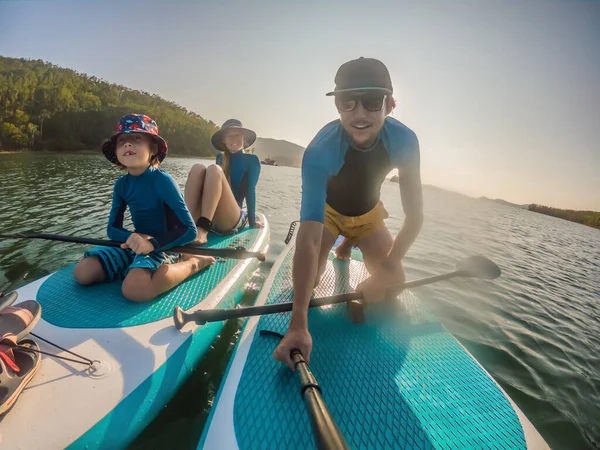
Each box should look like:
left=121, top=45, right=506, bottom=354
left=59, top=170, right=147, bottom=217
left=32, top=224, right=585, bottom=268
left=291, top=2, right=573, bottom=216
left=273, top=325, right=313, bottom=371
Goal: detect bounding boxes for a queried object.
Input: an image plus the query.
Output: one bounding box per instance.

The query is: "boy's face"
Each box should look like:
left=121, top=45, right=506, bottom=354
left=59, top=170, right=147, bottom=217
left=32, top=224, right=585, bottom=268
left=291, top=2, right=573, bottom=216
left=224, top=130, right=244, bottom=153
left=115, top=133, right=156, bottom=169
left=336, top=92, right=389, bottom=149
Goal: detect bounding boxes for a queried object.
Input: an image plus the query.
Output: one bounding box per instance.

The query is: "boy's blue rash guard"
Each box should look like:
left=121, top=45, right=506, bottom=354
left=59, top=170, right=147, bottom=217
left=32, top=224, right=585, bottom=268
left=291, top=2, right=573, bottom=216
left=107, top=166, right=197, bottom=251
left=300, top=117, right=420, bottom=223
left=216, top=151, right=261, bottom=227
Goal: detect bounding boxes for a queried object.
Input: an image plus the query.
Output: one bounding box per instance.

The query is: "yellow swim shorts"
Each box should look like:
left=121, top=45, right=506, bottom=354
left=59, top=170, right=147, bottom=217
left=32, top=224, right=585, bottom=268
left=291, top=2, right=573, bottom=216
left=323, top=201, right=389, bottom=246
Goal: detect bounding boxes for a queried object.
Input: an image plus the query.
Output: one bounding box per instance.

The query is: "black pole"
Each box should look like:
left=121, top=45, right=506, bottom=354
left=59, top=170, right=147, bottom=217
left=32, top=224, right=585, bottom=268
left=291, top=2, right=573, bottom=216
left=175, top=270, right=462, bottom=328
left=177, top=291, right=360, bottom=326
left=291, top=350, right=349, bottom=450
left=0, top=233, right=265, bottom=261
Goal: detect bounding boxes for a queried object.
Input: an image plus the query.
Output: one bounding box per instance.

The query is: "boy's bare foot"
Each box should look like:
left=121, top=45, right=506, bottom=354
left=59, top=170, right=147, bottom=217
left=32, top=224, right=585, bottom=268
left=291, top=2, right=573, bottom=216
left=334, top=238, right=352, bottom=260
left=181, top=254, right=215, bottom=271
left=193, top=227, right=209, bottom=245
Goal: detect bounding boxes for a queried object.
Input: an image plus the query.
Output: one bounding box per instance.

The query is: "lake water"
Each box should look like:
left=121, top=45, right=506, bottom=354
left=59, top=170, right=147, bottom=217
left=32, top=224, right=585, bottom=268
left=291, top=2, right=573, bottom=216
left=1, top=153, right=598, bottom=449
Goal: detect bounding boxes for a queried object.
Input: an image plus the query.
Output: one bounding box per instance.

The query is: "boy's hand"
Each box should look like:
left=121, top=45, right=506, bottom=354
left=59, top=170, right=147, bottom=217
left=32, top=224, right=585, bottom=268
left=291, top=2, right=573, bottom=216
left=121, top=233, right=155, bottom=255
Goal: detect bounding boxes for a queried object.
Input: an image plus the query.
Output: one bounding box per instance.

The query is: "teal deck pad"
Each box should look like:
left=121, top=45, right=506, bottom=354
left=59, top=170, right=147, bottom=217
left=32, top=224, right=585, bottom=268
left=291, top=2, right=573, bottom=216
left=37, top=228, right=259, bottom=329
left=233, top=246, right=526, bottom=449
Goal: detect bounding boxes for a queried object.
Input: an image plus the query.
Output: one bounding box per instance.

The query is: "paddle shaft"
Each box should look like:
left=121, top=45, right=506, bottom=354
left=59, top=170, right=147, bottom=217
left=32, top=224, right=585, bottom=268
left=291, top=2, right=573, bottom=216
left=292, top=350, right=349, bottom=450
left=181, top=270, right=462, bottom=325
left=0, top=233, right=265, bottom=261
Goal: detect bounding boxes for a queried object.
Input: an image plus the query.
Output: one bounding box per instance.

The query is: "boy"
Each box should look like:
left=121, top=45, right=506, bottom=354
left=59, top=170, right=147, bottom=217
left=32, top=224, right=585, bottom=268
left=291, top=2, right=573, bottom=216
left=74, top=114, right=214, bottom=302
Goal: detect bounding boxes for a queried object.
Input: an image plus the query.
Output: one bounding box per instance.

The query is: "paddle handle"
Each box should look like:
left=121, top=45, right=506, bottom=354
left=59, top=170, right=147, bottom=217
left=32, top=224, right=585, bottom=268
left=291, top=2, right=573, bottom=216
left=0, top=233, right=265, bottom=261
left=292, top=351, right=349, bottom=450
left=178, top=271, right=463, bottom=326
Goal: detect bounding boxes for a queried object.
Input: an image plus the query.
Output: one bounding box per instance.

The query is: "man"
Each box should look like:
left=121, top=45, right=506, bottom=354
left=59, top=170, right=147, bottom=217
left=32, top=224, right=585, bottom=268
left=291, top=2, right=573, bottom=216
left=274, top=57, right=424, bottom=370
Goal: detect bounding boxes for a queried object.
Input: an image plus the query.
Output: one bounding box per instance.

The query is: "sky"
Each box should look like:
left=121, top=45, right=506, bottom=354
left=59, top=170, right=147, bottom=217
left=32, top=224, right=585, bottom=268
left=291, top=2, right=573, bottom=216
left=1, top=1, right=599, bottom=210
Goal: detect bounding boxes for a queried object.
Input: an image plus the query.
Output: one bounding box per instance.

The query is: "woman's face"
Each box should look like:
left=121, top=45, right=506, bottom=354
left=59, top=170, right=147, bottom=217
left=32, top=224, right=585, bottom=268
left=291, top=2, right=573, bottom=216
left=224, top=130, right=245, bottom=153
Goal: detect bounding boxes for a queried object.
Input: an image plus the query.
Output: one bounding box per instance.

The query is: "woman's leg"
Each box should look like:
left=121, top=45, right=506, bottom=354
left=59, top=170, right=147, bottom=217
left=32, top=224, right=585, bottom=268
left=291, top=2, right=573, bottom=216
left=195, top=164, right=242, bottom=244
left=184, top=163, right=242, bottom=244
left=121, top=255, right=215, bottom=303
left=184, top=164, right=208, bottom=221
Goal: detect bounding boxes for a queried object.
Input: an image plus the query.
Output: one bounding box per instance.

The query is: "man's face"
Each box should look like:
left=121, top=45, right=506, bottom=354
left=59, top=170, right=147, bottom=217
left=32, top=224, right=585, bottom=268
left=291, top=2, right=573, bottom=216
left=336, top=92, right=389, bottom=149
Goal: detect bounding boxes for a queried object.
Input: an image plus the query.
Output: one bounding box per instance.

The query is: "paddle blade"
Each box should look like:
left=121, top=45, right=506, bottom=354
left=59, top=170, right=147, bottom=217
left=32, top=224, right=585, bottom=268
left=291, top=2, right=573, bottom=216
left=173, top=307, right=186, bottom=330
left=455, top=256, right=501, bottom=279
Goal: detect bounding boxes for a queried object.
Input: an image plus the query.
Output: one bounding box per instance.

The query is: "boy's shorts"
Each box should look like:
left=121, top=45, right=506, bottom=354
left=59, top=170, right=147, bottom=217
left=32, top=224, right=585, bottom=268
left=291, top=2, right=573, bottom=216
left=84, top=247, right=179, bottom=282
left=324, top=201, right=389, bottom=247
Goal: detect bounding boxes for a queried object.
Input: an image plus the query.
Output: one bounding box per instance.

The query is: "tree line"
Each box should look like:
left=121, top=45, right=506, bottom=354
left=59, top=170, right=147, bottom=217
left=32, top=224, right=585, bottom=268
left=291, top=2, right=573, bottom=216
left=0, top=56, right=219, bottom=156
left=529, top=204, right=600, bottom=230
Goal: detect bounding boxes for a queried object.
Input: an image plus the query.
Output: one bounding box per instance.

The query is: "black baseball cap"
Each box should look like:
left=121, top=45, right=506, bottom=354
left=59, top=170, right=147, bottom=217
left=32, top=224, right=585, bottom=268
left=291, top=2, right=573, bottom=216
left=326, top=57, right=393, bottom=96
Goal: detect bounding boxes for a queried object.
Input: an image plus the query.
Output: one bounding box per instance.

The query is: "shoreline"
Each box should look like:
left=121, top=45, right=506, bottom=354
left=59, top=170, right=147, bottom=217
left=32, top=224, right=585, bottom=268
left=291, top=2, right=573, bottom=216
left=2, top=152, right=596, bottom=222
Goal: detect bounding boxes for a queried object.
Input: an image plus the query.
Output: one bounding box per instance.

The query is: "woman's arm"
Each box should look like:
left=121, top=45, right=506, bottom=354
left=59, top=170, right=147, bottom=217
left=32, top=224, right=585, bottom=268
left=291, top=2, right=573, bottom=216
left=245, top=155, right=261, bottom=227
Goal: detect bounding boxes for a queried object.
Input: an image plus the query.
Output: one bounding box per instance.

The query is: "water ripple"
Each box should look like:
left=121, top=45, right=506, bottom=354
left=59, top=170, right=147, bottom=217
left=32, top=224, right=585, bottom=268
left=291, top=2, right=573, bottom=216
left=1, top=154, right=599, bottom=449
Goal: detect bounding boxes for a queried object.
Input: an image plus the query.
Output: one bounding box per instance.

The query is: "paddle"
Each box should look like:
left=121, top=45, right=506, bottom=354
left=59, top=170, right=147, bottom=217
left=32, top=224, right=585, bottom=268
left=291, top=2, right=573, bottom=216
left=260, top=330, right=349, bottom=450
left=173, top=255, right=500, bottom=329
left=0, top=233, right=266, bottom=261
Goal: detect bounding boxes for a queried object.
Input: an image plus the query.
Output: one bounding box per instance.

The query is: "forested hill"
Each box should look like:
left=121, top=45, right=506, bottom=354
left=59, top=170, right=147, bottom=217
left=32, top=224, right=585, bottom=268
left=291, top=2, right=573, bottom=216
left=0, top=56, right=218, bottom=156
left=529, top=204, right=600, bottom=230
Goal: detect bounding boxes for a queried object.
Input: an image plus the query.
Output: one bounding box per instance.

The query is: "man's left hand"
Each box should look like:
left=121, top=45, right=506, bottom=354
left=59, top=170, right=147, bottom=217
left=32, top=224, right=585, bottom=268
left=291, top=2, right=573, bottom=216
left=356, top=259, right=405, bottom=304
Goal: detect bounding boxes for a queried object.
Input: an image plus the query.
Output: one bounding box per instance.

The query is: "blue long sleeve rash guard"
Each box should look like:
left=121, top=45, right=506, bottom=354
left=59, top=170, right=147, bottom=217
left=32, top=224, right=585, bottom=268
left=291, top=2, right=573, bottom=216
left=107, top=166, right=197, bottom=251
left=300, top=117, right=420, bottom=223
left=216, top=151, right=261, bottom=227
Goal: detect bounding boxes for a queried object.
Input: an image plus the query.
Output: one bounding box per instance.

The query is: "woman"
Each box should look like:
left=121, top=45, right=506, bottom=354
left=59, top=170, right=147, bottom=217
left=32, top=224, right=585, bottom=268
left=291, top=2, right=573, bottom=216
left=184, top=119, right=263, bottom=245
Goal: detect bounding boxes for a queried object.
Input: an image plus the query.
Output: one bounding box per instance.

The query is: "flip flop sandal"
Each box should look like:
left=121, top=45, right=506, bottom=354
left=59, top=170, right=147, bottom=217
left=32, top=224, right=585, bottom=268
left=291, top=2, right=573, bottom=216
left=0, top=300, right=42, bottom=344
left=0, top=291, right=18, bottom=312
left=0, top=339, right=41, bottom=416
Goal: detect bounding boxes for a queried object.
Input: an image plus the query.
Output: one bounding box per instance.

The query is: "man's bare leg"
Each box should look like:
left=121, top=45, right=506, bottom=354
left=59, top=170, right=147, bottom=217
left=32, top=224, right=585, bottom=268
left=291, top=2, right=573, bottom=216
left=357, top=225, right=395, bottom=275
left=334, top=237, right=352, bottom=260
left=355, top=225, right=406, bottom=303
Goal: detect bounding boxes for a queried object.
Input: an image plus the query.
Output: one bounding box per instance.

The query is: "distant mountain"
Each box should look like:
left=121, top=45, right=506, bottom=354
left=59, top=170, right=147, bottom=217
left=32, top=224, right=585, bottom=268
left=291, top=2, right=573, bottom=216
left=479, top=197, right=530, bottom=209
left=249, top=137, right=305, bottom=168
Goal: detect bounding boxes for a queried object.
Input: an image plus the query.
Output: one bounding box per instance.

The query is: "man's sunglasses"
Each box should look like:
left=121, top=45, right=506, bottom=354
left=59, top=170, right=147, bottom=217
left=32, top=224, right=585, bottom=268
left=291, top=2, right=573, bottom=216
left=335, top=94, right=387, bottom=112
